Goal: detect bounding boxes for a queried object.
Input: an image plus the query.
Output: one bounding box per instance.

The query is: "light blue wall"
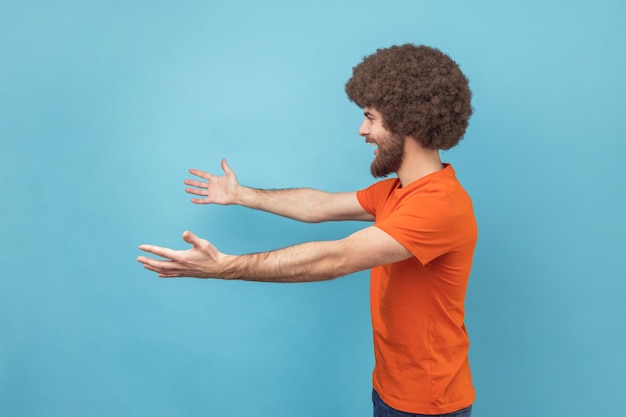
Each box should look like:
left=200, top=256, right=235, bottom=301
left=1, top=1, right=625, bottom=416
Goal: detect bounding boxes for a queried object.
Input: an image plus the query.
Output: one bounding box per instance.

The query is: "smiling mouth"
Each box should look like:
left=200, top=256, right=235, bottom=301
left=366, top=139, right=379, bottom=155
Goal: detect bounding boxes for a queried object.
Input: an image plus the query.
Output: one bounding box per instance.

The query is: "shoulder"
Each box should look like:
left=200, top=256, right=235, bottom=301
left=402, top=165, right=471, bottom=205
left=356, top=178, right=401, bottom=214
left=359, top=178, right=400, bottom=199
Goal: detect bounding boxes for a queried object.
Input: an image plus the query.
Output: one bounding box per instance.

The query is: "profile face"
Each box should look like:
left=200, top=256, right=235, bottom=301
left=359, top=107, right=405, bottom=178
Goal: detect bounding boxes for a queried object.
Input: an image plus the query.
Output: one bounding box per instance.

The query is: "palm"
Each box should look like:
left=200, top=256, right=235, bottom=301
left=185, top=159, right=239, bottom=205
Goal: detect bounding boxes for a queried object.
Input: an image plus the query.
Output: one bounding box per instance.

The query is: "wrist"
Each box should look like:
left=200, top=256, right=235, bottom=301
left=235, top=186, right=256, bottom=208
left=217, top=253, right=240, bottom=280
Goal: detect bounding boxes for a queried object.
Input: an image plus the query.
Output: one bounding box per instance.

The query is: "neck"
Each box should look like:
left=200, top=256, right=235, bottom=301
left=396, top=137, right=444, bottom=187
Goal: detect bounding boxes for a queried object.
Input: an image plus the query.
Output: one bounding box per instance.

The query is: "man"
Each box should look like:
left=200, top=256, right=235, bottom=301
left=137, top=44, right=476, bottom=417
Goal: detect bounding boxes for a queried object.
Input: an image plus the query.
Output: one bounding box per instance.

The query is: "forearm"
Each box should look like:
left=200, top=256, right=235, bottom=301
left=218, top=240, right=359, bottom=282
left=236, top=186, right=341, bottom=223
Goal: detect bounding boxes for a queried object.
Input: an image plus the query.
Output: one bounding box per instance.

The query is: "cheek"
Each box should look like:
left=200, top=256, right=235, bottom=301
left=371, top=127, right=385, bottom=141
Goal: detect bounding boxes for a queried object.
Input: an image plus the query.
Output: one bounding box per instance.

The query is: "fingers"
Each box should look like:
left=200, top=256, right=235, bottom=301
left=184, top=179, right=211, bottom=203
left=182, top=230, right=206, bottom=248
left=188, top=168, right=212, bottom=180
left=221, top=159, right=233, bottom=175
left=138, top=231, right=215, bottom=279
left=190, top=198, right=212, bottom=204
left=137, top=239, right=189, bottom=276
left=137, top=255, right=171, bottom=269
left=138, top=244, right=179, bottom=260
left=189, top=159, right=231, bottom=180
left=138, top=257, right=183, bottom=278
left=139, top=231, right=201, bottom=256
left=184, top=177, right=209, bottom=199
left=186, top=189, right=207, bottom=197
left=184, top=179, right=208, bottom=189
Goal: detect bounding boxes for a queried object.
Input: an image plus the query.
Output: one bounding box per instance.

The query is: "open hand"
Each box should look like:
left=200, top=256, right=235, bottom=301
left=184, top=159, right=239, bottom=205
left=137, top=231, right=224, bottom=278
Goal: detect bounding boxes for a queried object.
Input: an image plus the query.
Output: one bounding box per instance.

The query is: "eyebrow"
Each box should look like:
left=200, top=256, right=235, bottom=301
left=364, top=111, right=375, bottom=119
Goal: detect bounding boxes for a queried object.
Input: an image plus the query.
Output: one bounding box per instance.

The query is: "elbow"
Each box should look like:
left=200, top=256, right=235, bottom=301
left=330, top=244, right=365, bottom=278
left=299, top=209, right=325, bottom=223
left=303, top=217, right=323, bottom=224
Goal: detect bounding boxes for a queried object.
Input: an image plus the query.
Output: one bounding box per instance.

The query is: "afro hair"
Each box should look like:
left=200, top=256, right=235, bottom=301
left=345, top=44, right=472, bottom=150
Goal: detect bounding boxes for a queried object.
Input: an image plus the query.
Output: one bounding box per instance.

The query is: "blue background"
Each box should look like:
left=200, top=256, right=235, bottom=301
left=1, top=0, right=625, bottom=416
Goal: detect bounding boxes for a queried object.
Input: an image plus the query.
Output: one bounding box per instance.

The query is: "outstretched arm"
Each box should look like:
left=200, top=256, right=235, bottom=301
left=137, top=226, right=411, bottom=282
left=184, top=159, right=373, bottom=223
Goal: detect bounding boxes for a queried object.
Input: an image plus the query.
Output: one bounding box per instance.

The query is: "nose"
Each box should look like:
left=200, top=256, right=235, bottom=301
left=358, top=117, right=369, bottom=137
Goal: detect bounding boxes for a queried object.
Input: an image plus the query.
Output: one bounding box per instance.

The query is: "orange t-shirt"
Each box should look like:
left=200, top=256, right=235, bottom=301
left=356, top=164, right=477, bottom=414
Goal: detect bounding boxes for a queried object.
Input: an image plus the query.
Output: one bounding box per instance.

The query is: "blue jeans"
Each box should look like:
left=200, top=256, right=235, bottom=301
left=372, top=389, right=472, bottom=417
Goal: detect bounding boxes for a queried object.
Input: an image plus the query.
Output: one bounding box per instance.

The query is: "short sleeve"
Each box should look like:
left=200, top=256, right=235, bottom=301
left=356, top=178, right=398, bottom=216
left=375, top=189, right=457, bottom=265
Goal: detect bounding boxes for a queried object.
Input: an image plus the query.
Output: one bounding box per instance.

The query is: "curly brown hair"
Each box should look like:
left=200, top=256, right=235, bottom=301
left=345, top=44, right=472, bottom=150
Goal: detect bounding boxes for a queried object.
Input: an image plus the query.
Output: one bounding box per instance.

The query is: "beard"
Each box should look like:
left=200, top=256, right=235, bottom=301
left=370, top=132, right=405, bottom=178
